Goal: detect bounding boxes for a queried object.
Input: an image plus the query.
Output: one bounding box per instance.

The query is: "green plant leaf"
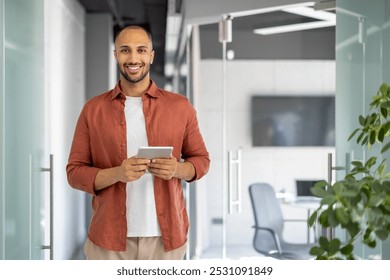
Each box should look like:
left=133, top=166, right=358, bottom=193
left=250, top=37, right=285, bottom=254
left=309, top=246, right=324, bottom=256
left=328, top=239, right=341, bottom=255
left=375, top=229, right=389, bottom=240
left=378, top=127, right=385, bottom=142
left=367, top=239, right=377, bottom=248
left=335, top=207, right=349, bottom=224
left=351, top=161, right=363, bottom=168
left=313, top=180, right=328, bottom=188
left=357, top=132, right=365, bottom=144
left=308, top=211, right=318, bottom=227
left=369, top=195, right=383, bottom=207
left=379, top=83, right=389, bottom=95
left=363, top=228, right=377, bottom=248
left=341, top=190, right=359, bottom=198
left=359, top=115, right=366, bottom=126
left=381, top=142, right=390, bottom=153
left=340, top=244, right=353, bottom=255
left=311, top=185, right=329, bottom=198
left=370, top=130, right=376, bottom=145
left=332, top=182, right=344, bottom=194
left=347, top=222, right=360, bottom=238
left=319, top=236, right=329, bottom=250
left=383, top=121, right=390, bottom=135
left=319, top=210, right=330, bottom=227
left=321, top=196, right=337, bottom=205
left=328, top=209, right=339, bottom=227
left=348, top=129, right=360, bottom=141
left=381, top=106, right=388, bottom=118
left=377, top=160, right=386, bottom=177
left=365, top=156, right=377, bottom=169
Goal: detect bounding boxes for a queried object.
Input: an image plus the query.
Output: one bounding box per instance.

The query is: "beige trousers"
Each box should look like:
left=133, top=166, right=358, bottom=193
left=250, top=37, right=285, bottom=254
left=84, top=237, right=187, bottom=260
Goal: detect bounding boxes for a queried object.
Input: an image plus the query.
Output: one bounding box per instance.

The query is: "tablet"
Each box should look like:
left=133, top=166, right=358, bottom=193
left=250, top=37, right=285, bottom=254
left=136, top=146, right=173, bottom=159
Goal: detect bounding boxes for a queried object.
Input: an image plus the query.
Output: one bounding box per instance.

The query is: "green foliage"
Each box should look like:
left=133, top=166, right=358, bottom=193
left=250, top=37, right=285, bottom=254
left=309, top=83, right=390, bottom=260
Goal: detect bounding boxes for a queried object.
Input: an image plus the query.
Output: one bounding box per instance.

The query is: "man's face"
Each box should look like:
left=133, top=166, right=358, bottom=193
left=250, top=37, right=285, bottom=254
left=114, top=28, right=155, bottom=84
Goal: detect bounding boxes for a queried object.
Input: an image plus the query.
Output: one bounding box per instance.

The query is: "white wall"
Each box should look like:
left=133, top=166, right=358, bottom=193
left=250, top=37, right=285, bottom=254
left=197, top=59, right=335, bottom=252
left=45, top=0, right=86, bottom=260
left=86, top=14, right=116, bottom=100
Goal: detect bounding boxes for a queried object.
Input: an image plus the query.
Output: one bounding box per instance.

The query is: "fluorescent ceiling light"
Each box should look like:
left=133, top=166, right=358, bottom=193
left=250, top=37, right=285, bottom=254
left=229, top=2, right=315, bottom=18
left=283, top=6, right=335, bottom=21
left=254, top=20, right=335, bottom=35
left=253, top=6, right=335, bottom=35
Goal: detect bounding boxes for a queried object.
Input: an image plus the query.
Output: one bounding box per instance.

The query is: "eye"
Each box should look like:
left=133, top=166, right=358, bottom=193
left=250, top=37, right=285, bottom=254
left=120, top=49, right=129, bottom=53
left=138, top=49, right=147, bottom=53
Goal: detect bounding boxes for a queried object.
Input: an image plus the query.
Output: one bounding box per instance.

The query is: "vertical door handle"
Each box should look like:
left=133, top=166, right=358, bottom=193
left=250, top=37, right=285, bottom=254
left=40, top=154, right=53, bottom=260
left=326, top=152, right=350, bottom=240
left=327, top=152, right=350, bottom=185
left=228, top=148, right=242, bottom=214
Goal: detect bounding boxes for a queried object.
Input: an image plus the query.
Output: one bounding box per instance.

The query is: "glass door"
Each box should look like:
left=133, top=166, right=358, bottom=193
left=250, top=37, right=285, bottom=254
left=193, top=4, right=336, bottom=260
left=335, top=0, right=390, bottom=260
left=1, top=0, right=49, bottom=259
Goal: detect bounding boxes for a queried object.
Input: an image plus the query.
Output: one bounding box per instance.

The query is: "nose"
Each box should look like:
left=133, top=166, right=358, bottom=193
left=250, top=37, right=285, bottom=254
left=127, top=52, right=140, bottom=63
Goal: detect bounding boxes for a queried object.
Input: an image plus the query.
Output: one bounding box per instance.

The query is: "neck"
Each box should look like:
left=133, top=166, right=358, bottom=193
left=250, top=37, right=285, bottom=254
left=120, top=76, right=151, bottom=97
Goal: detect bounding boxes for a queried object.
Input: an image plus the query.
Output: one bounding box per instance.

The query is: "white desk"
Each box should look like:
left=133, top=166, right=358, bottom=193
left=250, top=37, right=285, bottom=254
left=280, top=197, right=321, bottom=243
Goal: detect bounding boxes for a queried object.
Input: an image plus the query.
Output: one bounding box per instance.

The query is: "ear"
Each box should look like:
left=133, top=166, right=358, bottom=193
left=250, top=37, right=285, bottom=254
left=150, top=50, right=155, bottom=64
left=113, top=50, right=118, bottom=63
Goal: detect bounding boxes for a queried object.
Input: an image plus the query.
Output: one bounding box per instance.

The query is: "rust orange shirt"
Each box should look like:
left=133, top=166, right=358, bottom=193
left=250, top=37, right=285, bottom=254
left=66, top=80, right=210, bottom=251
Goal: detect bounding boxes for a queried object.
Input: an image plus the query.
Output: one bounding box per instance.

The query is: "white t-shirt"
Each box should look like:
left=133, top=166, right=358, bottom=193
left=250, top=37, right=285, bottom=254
left=124, top=96, right=161, bottom=237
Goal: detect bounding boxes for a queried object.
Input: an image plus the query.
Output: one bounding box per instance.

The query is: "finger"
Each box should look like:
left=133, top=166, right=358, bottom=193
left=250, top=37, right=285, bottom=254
left=124, top=157, right=151, bottom=165
left=134, top=158, right=151, bottom=165
left=148, top=169, right=172, bottom=180
left=125, top=163, right=149, bottom=171
left=151, top=158, right=175, bottom=164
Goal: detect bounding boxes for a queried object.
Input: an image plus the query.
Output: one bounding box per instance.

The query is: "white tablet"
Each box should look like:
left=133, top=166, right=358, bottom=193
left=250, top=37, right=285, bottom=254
left=136, top=146, right=173, bottom=159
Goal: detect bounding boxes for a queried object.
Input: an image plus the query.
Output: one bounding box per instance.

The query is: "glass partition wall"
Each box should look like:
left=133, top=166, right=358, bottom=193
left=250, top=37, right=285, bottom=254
left=335, top=0, right=390, bottom=259
left=177, top=0, right=390, bottom=260
left=182, top=7, right=336, bottom=259
left=1, top=0, right=50, bottom=259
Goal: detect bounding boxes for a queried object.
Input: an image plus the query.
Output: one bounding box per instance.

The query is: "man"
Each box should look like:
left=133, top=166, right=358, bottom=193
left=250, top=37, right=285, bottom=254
left=66, top=25, right=210, bottom=260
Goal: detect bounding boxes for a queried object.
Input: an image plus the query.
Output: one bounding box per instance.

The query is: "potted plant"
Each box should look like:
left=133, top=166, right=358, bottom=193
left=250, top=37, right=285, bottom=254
left=309, top=83, right=390, bottom=260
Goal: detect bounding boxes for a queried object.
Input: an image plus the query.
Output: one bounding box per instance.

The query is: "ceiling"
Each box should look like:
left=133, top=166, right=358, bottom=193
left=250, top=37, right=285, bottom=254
left=77, top=0, right=168, bottom=76
left=77, top=0, right=335, bottom=78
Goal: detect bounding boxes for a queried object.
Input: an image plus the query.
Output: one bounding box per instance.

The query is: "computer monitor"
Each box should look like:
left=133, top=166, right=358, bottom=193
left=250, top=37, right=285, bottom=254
left=296, top=180, right=322, bottom=198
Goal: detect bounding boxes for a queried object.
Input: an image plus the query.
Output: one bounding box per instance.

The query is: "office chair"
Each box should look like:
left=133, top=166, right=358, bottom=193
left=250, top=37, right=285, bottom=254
left=248, top=183, right=315, bottom=259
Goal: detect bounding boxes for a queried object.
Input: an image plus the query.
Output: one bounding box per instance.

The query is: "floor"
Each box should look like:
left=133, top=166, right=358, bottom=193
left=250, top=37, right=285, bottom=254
left=71, top=244, right=264, bottom=260
left=194, top=245, right=265, bottom=260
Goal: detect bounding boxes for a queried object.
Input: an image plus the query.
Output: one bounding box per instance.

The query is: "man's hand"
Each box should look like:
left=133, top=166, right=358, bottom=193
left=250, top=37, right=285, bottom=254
left=118, top=157, right=151, bottom=182
left=94, top=157, right=150, bottom=191
left=148, top=157, right=178, bottom=180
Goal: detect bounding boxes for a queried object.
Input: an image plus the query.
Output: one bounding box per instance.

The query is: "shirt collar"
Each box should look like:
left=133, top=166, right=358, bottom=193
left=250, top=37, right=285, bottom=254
left=110, top=80, right=160, bottom=100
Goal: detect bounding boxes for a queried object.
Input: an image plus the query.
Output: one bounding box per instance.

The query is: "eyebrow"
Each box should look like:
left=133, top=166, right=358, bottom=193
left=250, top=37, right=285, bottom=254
left=119, top=45, right=149, bottom=49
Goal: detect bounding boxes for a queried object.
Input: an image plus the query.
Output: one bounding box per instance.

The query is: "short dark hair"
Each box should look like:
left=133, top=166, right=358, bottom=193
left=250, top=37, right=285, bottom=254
left=114, top=25, right=153, bottom=49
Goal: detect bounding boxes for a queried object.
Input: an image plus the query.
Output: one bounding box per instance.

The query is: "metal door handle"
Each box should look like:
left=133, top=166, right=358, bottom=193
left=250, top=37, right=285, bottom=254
left=326, top=152, right=351, bottom=240
left=40, top=154, right=54, bottom=260
left=228, top=148, right=242, bottom=214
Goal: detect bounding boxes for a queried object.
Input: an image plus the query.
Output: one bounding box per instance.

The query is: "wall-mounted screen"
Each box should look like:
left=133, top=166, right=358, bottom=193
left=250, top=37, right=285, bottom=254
left=251, top=96, right=335, bottom=147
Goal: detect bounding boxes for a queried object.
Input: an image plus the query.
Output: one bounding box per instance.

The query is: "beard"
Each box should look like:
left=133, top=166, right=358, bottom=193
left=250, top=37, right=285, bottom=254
left=119, top=63, right=150, bottom=84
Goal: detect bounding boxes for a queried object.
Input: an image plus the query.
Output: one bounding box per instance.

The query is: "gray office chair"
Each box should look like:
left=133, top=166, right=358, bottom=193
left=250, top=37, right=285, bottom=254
left=249, top=183, right=315, bottom=259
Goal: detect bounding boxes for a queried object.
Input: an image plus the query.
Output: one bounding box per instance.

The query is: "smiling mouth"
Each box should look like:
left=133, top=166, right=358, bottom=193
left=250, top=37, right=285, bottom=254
left=125, top=64, right=142, bottom=73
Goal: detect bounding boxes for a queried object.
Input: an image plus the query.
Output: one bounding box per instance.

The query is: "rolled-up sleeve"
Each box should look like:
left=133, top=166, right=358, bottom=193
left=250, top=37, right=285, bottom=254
left=66, top=107, right=100, bottom=196
left=181, top=106, right=210, bottom=182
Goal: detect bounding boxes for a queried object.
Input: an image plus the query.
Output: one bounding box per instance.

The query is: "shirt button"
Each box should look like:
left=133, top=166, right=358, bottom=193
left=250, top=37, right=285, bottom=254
left=121, top=122, right=125, bottom=126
